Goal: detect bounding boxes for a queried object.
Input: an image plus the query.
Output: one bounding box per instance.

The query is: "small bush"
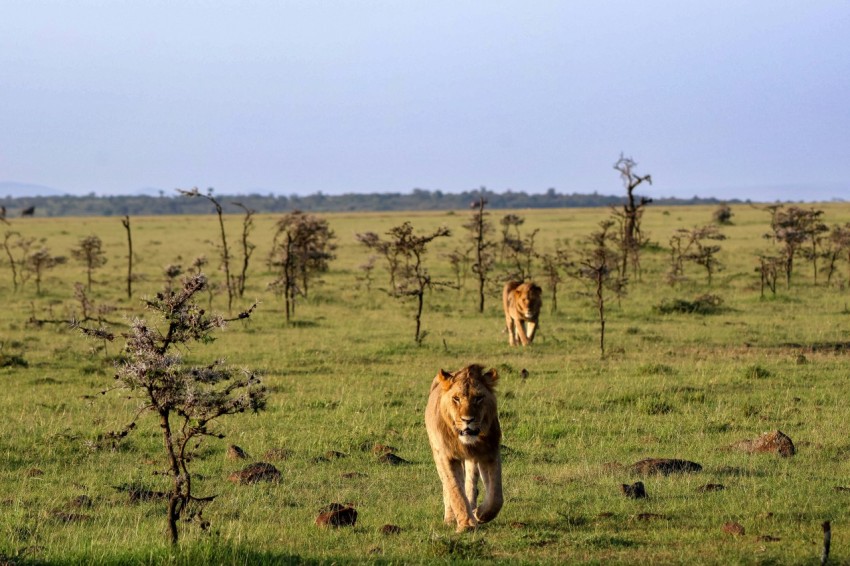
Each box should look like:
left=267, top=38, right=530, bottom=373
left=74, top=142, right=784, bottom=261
left=655, top=294, right=724, bottom=315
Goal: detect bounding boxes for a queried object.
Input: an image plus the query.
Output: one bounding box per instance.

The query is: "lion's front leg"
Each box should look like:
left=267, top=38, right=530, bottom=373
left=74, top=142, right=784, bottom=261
left=474, top=457, right=503, bottom=524
left=515, top=317, right=531, bottom=345
left=464, top=459, right=480, bottom=514
left=444, top=459, right=477, bottom=532
left=524, top=320, right=537, bottom=344
left=505, top=316, right=517, bottom=346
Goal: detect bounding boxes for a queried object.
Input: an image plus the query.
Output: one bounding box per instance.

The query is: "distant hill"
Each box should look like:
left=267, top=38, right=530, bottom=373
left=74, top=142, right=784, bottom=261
left=0, top=182, right=66, bottom=198
left=0, top=188, right=738, bottom=218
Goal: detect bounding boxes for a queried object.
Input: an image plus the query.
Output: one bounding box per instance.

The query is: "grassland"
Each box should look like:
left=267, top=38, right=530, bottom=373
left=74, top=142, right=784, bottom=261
left=2, top=202, right=850, bottom=564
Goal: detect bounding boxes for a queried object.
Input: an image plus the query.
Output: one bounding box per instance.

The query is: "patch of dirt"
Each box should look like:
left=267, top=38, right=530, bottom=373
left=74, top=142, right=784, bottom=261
left=696, top=483, right=725, bottom=493
left=263, top=447, right=293, bottom=461
left=226, top=445, right=249, bottom=460
left=227, top=462, right=281, bottom=484
left=380, top=524, right=402, bottom=535
left=620, top=481, right=647, bottom=499
left=732, top=430, right=795, bottom=457
left=631, top=458, right=702, bottom=475
left=722, top=521, right=745, bottom=536
left=378, top=453, right=409, bottom=465
left=316, top=503, right=357, bottom=527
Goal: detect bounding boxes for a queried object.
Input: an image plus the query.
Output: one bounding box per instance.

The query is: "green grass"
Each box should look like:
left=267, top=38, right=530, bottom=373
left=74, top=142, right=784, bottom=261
left=2, top=203, right=850, bottom=563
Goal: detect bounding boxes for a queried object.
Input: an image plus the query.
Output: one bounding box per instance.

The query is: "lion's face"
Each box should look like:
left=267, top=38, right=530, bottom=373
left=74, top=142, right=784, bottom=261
left=513, top=282, right=542, bottom=319
left=437, top=365, right=499, bottom=446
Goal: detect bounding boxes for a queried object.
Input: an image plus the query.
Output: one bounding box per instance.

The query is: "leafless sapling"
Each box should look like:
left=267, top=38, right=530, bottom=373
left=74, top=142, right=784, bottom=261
left=26, top=247, right=66, bottom=295
left=684, top=225, right=726, bottom=285
left=570, top=220, right=627, bottom=358
left=122, top=216, right=133, bottom=299
left=231, top=202, right=256, bottom=298
left=179, top=188, right=235, bottom=312
left=3, top=230, right=31, bottom=292
left=76, top=274, right=265, bottom=546
left=269, top=211, right=336, bottom=322
left=612, top=154, right=652, bottom=280
left=464, top=196, right=497, bottom=312
left=537, top=243, right=570, bottom=313
left=358, top=221, right=452, bottom=344
left=756, top=254, right=781, bottom=298
left=71, top=235, right=108, bottom=293
left=500, top=213, right=539, bottom=280
left=822, top=223, right=850, bottom=285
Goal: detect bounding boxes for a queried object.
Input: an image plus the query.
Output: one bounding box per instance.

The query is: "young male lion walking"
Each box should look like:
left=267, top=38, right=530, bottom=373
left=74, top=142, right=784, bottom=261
left=425, top=364, right=503, bottom=532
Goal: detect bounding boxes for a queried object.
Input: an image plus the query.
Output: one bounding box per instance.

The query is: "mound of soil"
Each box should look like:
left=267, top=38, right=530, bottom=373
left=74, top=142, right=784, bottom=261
left=732, top=430, right=795, bottom=457
left=227, top=462, right=281, bottom=484
left=631, top=458, right=702, bottom=475
left=316, top=503, right=357, bottom=527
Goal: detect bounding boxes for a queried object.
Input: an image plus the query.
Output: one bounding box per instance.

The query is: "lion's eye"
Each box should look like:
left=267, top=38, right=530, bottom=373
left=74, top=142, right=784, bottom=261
left=452, top=396, right=460, bottom=405
left=473, top=396, right=483, bottom=405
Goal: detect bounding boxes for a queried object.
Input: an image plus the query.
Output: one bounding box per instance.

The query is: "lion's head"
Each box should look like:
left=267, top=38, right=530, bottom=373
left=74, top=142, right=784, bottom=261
left=512, top=282, right=542, bottom=320
left=436, top=365, right=499, bottom=447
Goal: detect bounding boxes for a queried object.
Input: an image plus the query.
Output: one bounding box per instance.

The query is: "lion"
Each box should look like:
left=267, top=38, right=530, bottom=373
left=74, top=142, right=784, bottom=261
left=425, top=364, right=503, bottom=532
left=502, top=280, right=542, bottom=346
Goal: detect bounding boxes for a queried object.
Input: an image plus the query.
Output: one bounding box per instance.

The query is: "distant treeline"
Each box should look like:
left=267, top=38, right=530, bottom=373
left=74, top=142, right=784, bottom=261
left=0, top=188, right=737, bottom=217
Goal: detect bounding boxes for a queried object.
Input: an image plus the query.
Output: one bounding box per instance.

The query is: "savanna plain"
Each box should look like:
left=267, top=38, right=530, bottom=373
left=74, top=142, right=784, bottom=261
left=2, top=202, right=850, bottom=565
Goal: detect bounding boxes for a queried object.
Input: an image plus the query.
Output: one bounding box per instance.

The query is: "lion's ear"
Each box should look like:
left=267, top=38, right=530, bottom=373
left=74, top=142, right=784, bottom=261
left=482, top=368, right=499, bottom=388
left=437, top=369, right=454, bottom=390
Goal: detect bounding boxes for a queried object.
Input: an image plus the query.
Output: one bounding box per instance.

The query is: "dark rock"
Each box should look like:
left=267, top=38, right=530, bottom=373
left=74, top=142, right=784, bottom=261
left=380, top=524, right=402, bottom=535
left=620, top=481, right=648, bottom=499
left=733, top=430, right=795, bottom=457
left=696, top=483, right=725, bottom=493
left=377, top=453, right=409, bottom=465
left=631, top=458, right=702, bottom=475
left=325, top=450, right=348, bottom=460
left=722, top=521, right=745, bottom=536
left=372, top=443, right=397, bottom=455
left=757, top=535, right=781, bottom=542
left=316, top=503, right=357, bottom=527
left=228, top=462, right=281, bottom=484
left=226, top=445, right=249, bottom=460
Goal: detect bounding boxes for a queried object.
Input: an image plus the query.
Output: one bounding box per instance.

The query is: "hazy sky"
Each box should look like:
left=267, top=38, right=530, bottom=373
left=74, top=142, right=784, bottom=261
left=2, top=1, right=848, bottom=201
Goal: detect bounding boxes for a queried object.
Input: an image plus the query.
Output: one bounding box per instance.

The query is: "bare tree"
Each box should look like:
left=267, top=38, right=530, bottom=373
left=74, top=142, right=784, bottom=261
left=612, top=154, right=652, bottom=280
left=766, top=205, right=826, bottom=287
left=121, top=216, right=133, bottom=299
left=231, top=202, right=256, bottom=298
left=537, top=244, right=569, bottom=313
left=358, top=221, right=452, bottom=344
left=3, top=231, right=33, bottom=292
left=570, top=220, right=626, bottom=358
left=500, top=213, right=538, bottom=280
left=179, top=188, right=235, bottom=312
left=756, top=255, right=781, bottom=298
left=822, top=223, right=850, bottom=285
left=76, top=274, right=265, bottom=545
left=269, top=211, right=336, bottom=322
left=464, top=196, right=497, bottom=312
left=71, top=235, right=108, bottom=292
left=26, top=247, right=66, bottom=295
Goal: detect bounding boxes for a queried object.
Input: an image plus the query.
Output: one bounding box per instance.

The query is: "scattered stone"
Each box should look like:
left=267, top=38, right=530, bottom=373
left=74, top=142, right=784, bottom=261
left=520, top=368, right=529, bottom=379
left=377, top=452, right=409, bottom=465
left=380, top=524, right=402, bottom=535
left=834, top=486, right=850, bottom=493
left=341, top=471, right=367, bottom=479
left=757, top=535, right=781, bottom=542
left=620, top=481, right=648, bottom=499
left=228, top=462, right=281, bottom=485
left=263, top=448, right=293, bottom=461
left=733, top=430, right=795, bottom=457
left=696, top=483, right=725, bottom=493
left=226, top=445, right=249, bottom=460
left=70, top=495, right=93, bottom=509
left=25, top=468, right=44, bottom=478
left=316, top=503, right=357, bottom=527
left=631, top=458, right=702, bottom=475
left=722, top=521, right=745, bottom=536
left=372, top=444, right=397, bottom=455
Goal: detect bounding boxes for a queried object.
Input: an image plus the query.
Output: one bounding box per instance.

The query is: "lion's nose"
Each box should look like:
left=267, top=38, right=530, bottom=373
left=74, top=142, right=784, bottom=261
left=461, top=416, right=475, bottom=424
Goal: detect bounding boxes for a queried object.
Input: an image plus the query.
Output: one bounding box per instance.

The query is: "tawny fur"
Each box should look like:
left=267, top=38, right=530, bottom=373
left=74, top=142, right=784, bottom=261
left=425, top=364, right=503, bottom=532
left=502, top=281, right=542, bottom=346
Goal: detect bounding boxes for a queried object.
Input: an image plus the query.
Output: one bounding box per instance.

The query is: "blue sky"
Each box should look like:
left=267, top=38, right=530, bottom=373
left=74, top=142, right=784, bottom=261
left=1, top=1, right=848, bottom=201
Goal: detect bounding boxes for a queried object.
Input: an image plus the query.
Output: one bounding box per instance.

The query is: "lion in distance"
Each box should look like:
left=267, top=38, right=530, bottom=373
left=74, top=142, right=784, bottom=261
left=502, top=280, right=542, bottom=346
left=425, top=364, right=503, bottom=532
